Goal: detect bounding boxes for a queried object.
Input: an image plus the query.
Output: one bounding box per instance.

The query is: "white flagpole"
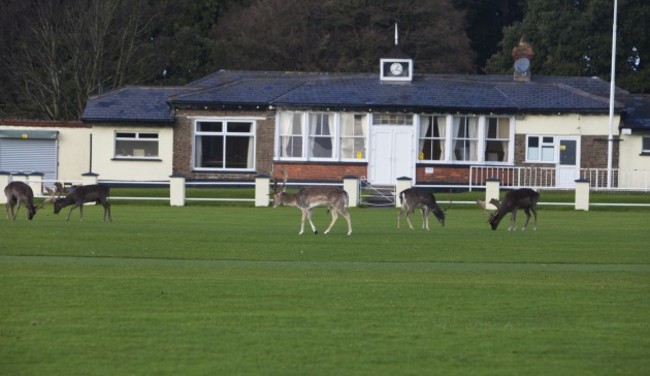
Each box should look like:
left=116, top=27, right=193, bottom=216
left=606, top=0, right=618, bottom=189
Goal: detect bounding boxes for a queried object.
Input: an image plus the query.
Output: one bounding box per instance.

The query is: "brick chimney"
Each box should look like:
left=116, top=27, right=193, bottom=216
left=512, top=38, right=533, bottom=82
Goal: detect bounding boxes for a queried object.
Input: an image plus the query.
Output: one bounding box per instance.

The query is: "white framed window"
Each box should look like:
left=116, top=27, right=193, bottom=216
left=642, top=137, right=650, bottom=154
left=277, top=111, right=368, bottom=161
left=485, top=117, right=510, bottom=162
left=418, top=115, right=447, bottom=161
left=452, top=116, right=479, bottom=161
left=308, top=113, right=334, bottom=159
left=114, top=131, right=159, bottom=158
left=526, top=135, right=555, bottom=163
left=340, top=114, right=367, bottom=160
left=417, top=115, right=514, bottom=164
left=194, top=119, right=256, bottom=170
left=279, top=112, right=303, bottom=159
left=373, top=113, right=413, bottom=126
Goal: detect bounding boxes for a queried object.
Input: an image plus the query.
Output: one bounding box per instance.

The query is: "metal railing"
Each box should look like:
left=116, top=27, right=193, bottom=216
left=469, top=166, right=649, bottom=192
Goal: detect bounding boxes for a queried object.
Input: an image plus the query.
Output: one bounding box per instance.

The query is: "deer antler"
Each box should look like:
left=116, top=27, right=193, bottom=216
left=476, top=199, right=493, bottom=221
left=444, top=190, right=454, bottom=211
left=489, top=198, right=501, bottom=210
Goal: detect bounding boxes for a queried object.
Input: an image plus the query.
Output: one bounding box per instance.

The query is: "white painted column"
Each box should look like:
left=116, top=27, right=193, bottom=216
left=81, top=172, right=99, bottom=186
left=27, top=172, right=44, bottom=196
left=169, top=175, right=186, bottom=207
left=255, top=174, right=271, bottom=207
left=0, top=172, right=10, bottom=204
left=485, top=178, right=500, bottom=210
left=343, top=176, right=359, bottom=208
left=575, top=179, right=590, bottom=211
left=395, top=177, right=413, bottom=208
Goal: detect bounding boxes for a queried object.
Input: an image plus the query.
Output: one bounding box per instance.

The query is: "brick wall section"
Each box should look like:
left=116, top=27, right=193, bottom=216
left=273, top=163, right=368, bottom=182
left=173, top=109, right=275, bottom=180
left=415, top=165, right=470, bottom=184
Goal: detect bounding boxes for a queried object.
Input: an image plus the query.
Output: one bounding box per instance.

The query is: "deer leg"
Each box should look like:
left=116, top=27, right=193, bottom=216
left=101, top=200, right=112, bottom=222
left=405, top=208, right=415, bottom=230
left=421, top=207, right=430, bottom=231
left=298, top=209, right=308, bottom=235
left=531, top=207, right=538, bottom=231
left=307, top=209, right=318, bottom=234
left=323, top=210, right=339, bottom=235
left=6, top=201, right=15, bottom=220
left=66, top=204, right=81, bottom=221
left=342, top=210, right=352, bottom=236
left=508, top=211, right=517, bottom=231
left=522, top=208, right=531, bottom=231
left=397, top=207, right=406, bottom=229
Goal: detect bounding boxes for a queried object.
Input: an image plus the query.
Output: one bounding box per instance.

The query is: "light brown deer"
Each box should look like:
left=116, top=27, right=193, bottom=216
left=397, top=188, right=450, bottom=230
left=272, top=170, right=351, bottom=235
left=53, top=184, right=112, bottom=221
left=477, top=188, right=540, bottom=231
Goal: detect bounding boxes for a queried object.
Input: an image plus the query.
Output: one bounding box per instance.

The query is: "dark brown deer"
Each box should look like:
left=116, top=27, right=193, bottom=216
left=272, top=169, right=351, bottom=235
left=477, top=188, right=540, bottom=231
left=397, top=188, right=448, bottom=230
left=4, top=181, right=39, bottom=220
left=53, top=184, right=112, bottom=221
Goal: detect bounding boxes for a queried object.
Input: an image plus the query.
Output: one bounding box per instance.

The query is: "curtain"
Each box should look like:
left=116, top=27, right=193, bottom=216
left=452, top=117, right=461, bottom=160
left=468, top=117, right=478, bottom=161
left=419, top=117, right=431, bottom=157
left=435, top=117, right=446, bottom=160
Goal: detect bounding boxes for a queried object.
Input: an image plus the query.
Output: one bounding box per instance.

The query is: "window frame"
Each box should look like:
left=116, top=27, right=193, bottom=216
left=192, top=117, right=257, bottom=172
left=526, top=135, right=556, bottom=163
left=417, top=114, right=515, bottom=165
left=113, top=131, right=160, bottom=160
left=276, top=111, right=368, bottom=162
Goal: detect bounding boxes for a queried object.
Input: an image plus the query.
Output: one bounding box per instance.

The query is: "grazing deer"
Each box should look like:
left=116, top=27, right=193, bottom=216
left=477, top=188, right=540, bottom=231
left=4, top=181, right=40, bottom=220
left=53, top=184, right=112, bottom=222
left=272, top=171, right=352, bottom=235
left=397, top=188, right=449, bottom=230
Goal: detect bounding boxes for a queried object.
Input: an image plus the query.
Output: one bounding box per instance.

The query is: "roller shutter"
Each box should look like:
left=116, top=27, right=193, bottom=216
left=0, top=130, right=58, bottom=181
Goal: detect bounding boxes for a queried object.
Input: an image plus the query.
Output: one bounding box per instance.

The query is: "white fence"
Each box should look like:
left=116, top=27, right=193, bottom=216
left=469, top=166, right=649, bottom=192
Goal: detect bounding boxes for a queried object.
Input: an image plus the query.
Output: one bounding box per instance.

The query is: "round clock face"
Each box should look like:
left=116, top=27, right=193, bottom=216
left=390, top=62, right=403, bottom=75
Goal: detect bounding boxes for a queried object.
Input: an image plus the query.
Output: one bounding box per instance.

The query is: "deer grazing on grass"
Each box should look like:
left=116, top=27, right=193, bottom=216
left=53, top=184, right=112, bottom=222
left=477, top=188, right=540, bottom=231
left=272, top=170, right=352, bottom=235
left=397, top=188, right=450, bottom=230
left=4, top=181, right=46, bottom=220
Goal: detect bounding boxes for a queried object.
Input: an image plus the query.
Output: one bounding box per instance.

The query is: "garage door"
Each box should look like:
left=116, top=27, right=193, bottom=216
left=0, top=130, right=58, bottom=181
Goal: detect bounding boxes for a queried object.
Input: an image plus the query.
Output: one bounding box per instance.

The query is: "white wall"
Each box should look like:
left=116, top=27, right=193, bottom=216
left=515, top=114, right=616, bottom=136
left=91, top=126, right=174, bottom=181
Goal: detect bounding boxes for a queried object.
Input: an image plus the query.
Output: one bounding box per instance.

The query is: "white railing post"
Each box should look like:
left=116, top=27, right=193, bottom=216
left=82, top=172, right=99, bottom=186
left=485, top=177, right=500, bottom=210
left=395, top=177, right=412, bottom=208
left=0, top=171, right=10, bottom=204
left=27, top=172, right=44, bottom=195
left=255, top=174, right=271, bottom=207
left=575, top=179, right=590, bottom=211
left=343, top=175, right=360, bottom=208
left=169, top=174, right=186, bottom=207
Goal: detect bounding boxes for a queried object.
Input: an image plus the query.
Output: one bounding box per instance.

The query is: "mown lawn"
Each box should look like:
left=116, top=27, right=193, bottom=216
left=1, top=204, right=648, bottom=375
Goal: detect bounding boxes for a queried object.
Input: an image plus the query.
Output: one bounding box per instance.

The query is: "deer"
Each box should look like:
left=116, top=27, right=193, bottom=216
left=272, top=169, right=352, bottom=235
left=53, top=184, right=112, bottom=222
left=4, top=181, right=42, bottom=220
left=397, top=188, right=450, bottom=230
left=477, top=188, right=540, bottom=231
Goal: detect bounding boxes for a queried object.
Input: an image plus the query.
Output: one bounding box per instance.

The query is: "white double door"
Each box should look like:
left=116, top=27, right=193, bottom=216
left=368, top=126, right=416, bottom=185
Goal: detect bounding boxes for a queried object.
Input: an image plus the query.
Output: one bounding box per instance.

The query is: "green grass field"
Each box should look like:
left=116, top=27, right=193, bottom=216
left=1, top=202, right=649, bottom=375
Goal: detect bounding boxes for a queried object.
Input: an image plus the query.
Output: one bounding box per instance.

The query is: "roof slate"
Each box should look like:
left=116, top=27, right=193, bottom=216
left=82, top=70, right=629, bottom=123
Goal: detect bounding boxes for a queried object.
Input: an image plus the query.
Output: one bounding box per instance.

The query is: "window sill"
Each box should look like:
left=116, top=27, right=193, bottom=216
left=112, top=157, right=162, bottom=162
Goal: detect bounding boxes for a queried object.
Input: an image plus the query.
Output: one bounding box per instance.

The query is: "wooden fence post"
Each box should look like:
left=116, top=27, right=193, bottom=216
left=169, top=174, right=186, bottom=207
left=485, top=178, right=500, bottom=210
left=255, top=174, right=271, bottom=207
left=395, top=177, right=413, bottom=208
left=575, top=179, right=590, bottom=211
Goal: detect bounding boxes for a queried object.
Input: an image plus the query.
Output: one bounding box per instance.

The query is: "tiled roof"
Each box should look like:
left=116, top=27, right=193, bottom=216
left=82, top=86, right=193, bottom=123
left=82, top=70, right=628, bottom=122
left=621, top=95, right=650, bottom=130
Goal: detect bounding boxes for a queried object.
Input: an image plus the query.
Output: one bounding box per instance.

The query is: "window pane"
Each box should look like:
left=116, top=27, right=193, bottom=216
left=528, top=137, right=539, bottom=148
left=225, top=136, right=252, bottom=168
left=139, top=133, right=158, bottom=139
left=542, top=146, right=554, bottom=162
left=195, top=135, right=223, bottom=168
left=643, top=137, right=650, bottom=152
left=197, top=122, right=222, bottom=132
left=527, top=146, right=539, bottom=161
left=228, top=122, right=251, bottom=133
left=340, top=114, right=366, bottom=159
left=116, top=132, right=136, bottom=138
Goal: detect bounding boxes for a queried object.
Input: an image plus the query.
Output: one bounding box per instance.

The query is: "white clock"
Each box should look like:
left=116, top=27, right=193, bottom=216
left=390, top=62, right=404, bottom=75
